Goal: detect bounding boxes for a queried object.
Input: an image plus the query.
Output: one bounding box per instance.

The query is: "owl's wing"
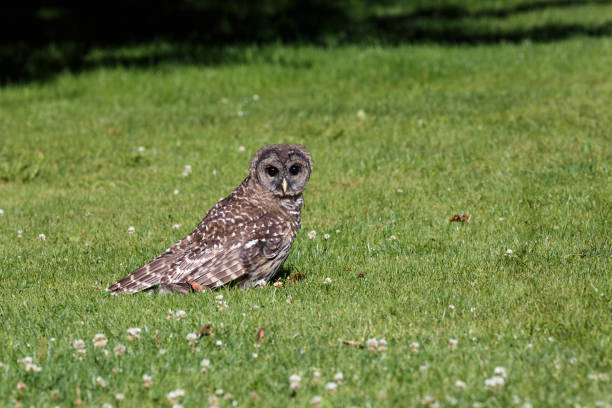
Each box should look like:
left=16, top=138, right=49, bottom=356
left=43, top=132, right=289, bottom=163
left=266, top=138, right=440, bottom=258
left=173, top=220, right=292, bottom=290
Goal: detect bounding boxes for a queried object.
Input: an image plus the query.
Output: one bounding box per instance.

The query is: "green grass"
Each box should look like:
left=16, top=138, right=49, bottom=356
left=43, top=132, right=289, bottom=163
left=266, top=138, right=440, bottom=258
left=1, top=35, right=611, bottom=407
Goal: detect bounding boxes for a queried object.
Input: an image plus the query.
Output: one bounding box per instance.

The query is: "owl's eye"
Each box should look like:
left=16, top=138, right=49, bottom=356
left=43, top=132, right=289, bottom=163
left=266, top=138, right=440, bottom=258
left=289, top=164, right=301, bottom=175
left=266, top=166, right=279, bottom=177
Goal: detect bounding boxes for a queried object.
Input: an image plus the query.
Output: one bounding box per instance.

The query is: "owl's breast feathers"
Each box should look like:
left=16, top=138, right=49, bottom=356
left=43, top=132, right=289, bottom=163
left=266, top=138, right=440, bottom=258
left=107, top=180, right=304, bottom=293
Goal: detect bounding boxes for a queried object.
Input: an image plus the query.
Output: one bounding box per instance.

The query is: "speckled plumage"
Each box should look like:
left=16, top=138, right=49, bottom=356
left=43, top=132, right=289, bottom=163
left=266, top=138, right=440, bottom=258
left=107, top=144, right=313, bottom=294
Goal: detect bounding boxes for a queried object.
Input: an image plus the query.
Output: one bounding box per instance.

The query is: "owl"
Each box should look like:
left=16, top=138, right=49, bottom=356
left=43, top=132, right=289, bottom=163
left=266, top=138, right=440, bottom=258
left=107, top=144, right=313, bottom=294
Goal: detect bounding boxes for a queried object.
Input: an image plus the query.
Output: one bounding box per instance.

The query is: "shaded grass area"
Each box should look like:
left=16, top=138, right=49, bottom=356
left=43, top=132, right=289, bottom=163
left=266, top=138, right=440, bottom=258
left=0, top=37, right=611, bottom=407
left=2, top=0, right=612, bottom=83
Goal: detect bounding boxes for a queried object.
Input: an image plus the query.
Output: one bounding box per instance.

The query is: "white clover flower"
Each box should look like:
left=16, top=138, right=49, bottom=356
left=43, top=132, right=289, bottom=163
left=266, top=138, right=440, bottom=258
left=208, top=395, right=220, bottom=407
left=127, top=226, right=135, bottom=234
left=324, top=233, right=330, bottom=239
left=186, top=333, right=198, bottom=345
left=159, top=349, right=166, bottom=355
left=173, top=189, right=180, bottom=195
left=17, top=230, right=23, bottom=238
left=0, top=209, right=4, bottom=216
left=289, top=374, right=301, bottom=390
left=92, top=333, right=107, bottom=348
left=587, top=373, right=609, bottom=381
left=494, top=367, right=507, bottom=378
left=215, top=294, right=224, bottom=300
left=175, top=310, right=187, bottom=320
left=449, top=304, right=455, bottom=311
left=172, top=224, right=181, bottom=230
left=455, top=380, right=466, bottom=391
left=167, top=389, right=186, bottom=404
left=378, top=338, right=388, bottom=351
left=410, top=342, right=420, bottom=353
left=142, top=374, right=152, bottom=388
left=200, top=359, right=211, bottom=372
left=323, top=277, right=332, bottom=284
left=215, top=340, right=223, bottom=347
left=356, top=109, right=366, bottom=119
left=73, top=340, right=85, bottom=350
left=38, top=233, right=46, bottom=241
left=115, top=393, right=125, bottom=401
left=310, top=395, right=323, bottom=406
left=421, top=395, right=437, bottom=407
left=397, top=188, right=403, bottom=193
left=252, top=304, right=260, bottom=310
left=252, top=353, right=258, bottom=358
left=449, top=338, right=458, bottom=350
left=102, top=404, right=112, bottom=408
left=307, top=230, right=316, bottom=239
left=16, top=381, right=26, bottom=391
left=252, top=94, right=260, bottom=101
left=324, top=382, right=338, bottom=393
left=127, top=327, right=141, bottom=340
left=485, top=376, right=505, bottom=389
left=470, top=307, right=476, bottom=313
left=506, top=249, right=513, bottom=254
left=389, top=235, right=397, bottom=240
left=18, top=356, right=42, bottom=373
left=273, top=281, right=283, bottom=287
left=548, top=337, right=555, bottom=342
left=238, top=146, right=246, bottom=152
left=237, top=111, right=244, bottom=117
left=137, top=146, right=145, bottom=153
left=114, top=344, right=126, bottom=356
left=96, top=376, right=107, bottom=387
left=334, top=372, right=343, bottom=382
left=366, top=338, right=379, bottom=350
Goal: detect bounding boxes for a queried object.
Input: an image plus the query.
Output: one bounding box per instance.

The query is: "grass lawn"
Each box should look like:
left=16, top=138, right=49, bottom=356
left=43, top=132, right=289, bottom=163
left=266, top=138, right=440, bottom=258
left=1, top=35, right=611, bottom=407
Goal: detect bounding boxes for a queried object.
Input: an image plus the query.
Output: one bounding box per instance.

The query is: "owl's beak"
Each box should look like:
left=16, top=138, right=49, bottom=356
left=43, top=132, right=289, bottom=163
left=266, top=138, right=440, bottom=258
left=282, top=178, right=288, bottom=195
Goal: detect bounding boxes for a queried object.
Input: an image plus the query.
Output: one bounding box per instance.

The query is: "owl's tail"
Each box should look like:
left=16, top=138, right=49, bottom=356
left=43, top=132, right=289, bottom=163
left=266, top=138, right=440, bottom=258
left=107, top=256, right=174, bottom=294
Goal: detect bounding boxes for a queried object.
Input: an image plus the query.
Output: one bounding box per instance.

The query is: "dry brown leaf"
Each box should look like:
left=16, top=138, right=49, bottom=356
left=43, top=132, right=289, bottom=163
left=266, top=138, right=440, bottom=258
left=108, top=128, right=121, bottom=134
left=449, top=214, right=470, bottom=222
left=342, top=339, right=364, bottom=348
left=197, top=324, right=213, bottom=337
left=257, top=327, right=265, bottom=342
left=187, top=281, right=204, bottom=292
left=287, top=273, right=306, bottom=283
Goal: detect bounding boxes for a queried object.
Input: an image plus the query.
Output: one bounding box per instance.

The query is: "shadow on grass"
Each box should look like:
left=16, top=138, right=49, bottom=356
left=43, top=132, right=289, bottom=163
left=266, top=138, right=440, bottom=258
left=1, top=0, right=611, bottom=85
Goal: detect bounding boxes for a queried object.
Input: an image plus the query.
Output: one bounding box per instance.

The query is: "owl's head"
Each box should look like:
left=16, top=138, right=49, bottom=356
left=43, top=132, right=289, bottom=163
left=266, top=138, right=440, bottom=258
left=250, top=144, right=313, bottom=197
